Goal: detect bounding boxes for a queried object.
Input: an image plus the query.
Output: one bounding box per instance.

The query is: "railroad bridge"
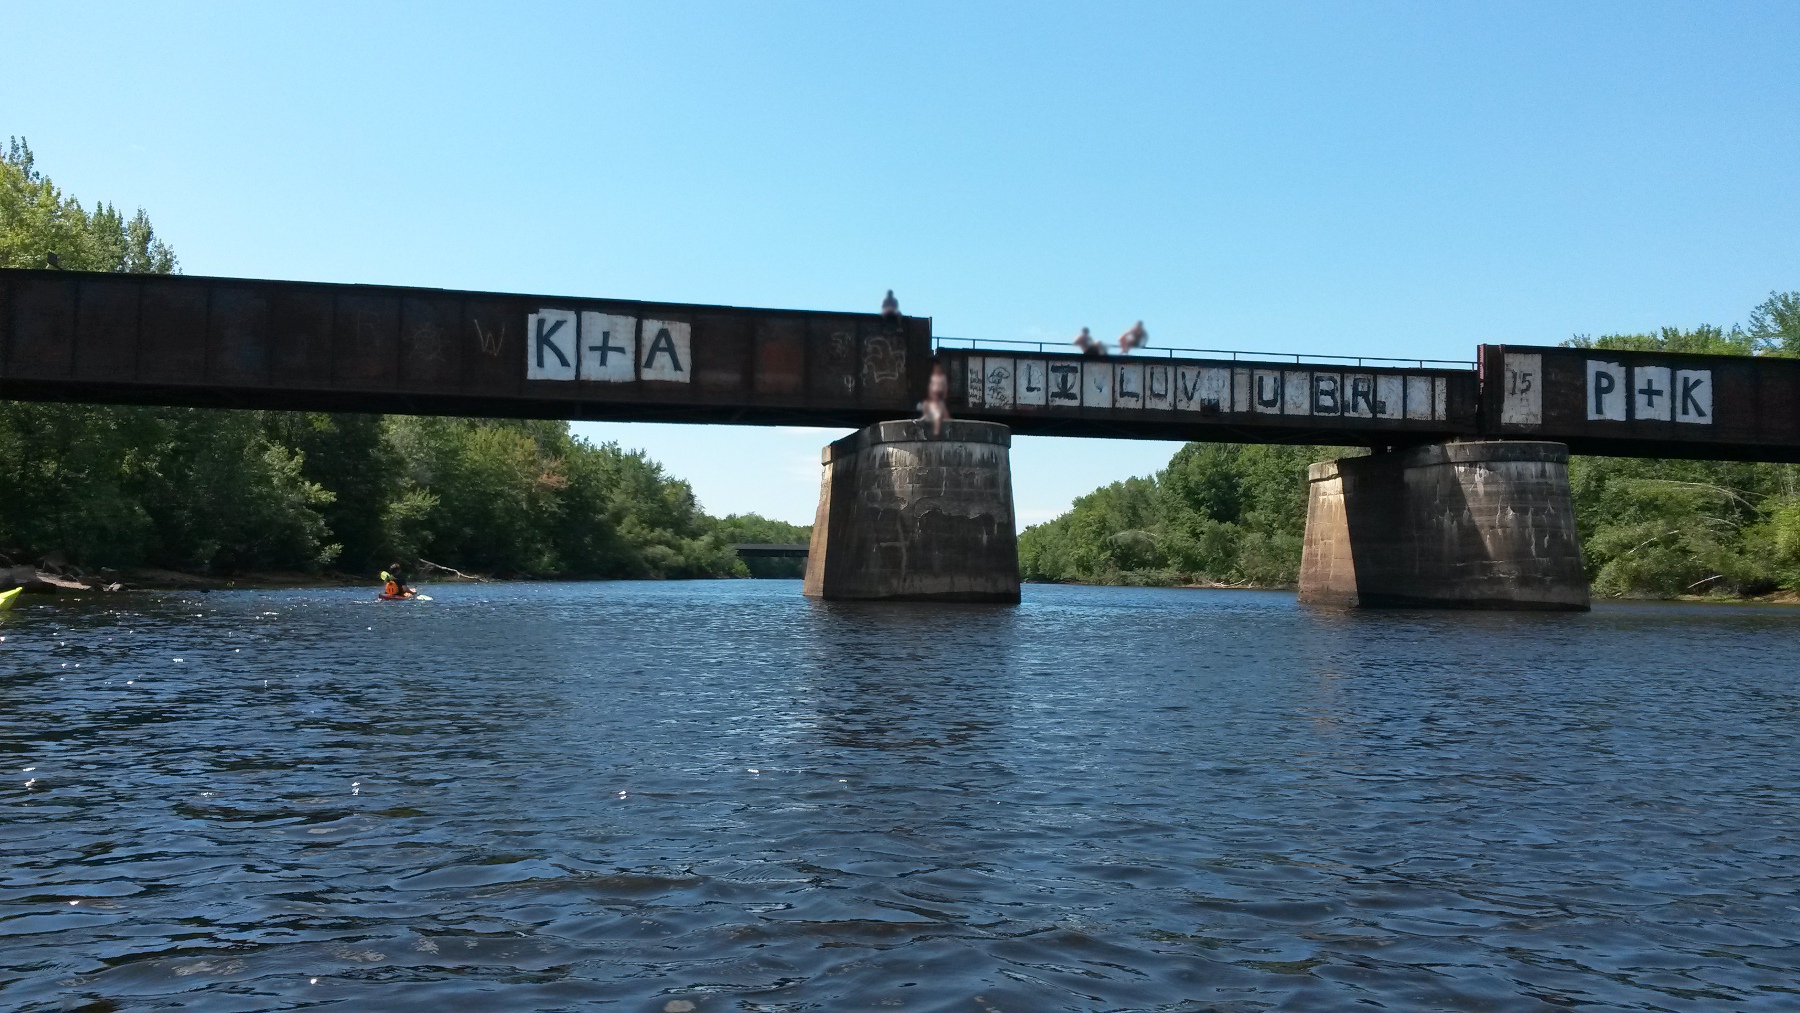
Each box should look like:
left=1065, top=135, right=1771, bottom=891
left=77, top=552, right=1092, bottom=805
left=5, top=268, right=1798, bottom=607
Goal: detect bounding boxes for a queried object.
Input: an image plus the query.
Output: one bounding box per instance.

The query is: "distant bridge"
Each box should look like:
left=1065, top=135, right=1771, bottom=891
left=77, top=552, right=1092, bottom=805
left=3, top=269, right=1797, bottom=462
left=732, top=544, right=810, bottom=558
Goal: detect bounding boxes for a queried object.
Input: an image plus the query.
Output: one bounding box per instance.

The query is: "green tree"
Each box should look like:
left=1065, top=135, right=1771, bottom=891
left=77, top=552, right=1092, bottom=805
left=263, top=413, right=397, bottom=571
left=1019, top=443, right=1337, bottom=587
left=0, top=137, right=176, bottom=272
left=1748, top=291, right=1800, bottom=356
left=709, top=513, right=812, bottom=578
left=379, top=417, right=750, bottom=579
left=1568, top=455, right=1791, bottom=598
left=0, top=403, right=336, bottom=572
left=1565, top=324, right=1757, bottom=356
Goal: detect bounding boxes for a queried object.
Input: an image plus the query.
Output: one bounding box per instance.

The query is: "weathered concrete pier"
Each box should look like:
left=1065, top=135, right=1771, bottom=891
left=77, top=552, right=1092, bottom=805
left=1299, top=441, right=1589, bottom=610
left=803, top=420, right=1020, bottom=602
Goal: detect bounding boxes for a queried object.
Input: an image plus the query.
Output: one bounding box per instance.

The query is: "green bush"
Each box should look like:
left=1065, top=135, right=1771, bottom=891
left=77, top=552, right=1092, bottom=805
left=1019, top=444, right=1334, bottom=587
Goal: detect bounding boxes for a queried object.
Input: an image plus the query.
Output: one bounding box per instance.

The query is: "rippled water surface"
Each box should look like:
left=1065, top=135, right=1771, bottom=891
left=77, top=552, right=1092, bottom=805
left=4, top=581, right=1800, bottom=1011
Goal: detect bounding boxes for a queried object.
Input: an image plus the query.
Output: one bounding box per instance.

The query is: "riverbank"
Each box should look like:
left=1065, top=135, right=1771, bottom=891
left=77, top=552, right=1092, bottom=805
left=0, top=564, right=491, bottom=595
left=12, top=569, right=1795, bottom=603
left=1024, top=575, right=1800, bottom=605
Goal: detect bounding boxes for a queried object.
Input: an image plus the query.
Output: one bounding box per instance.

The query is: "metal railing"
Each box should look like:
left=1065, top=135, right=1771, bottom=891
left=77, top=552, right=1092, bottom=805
left=930, top=335, right=1476, bottom=370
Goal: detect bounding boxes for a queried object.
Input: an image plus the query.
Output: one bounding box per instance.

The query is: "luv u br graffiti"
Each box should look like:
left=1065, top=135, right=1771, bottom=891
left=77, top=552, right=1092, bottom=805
left=963, top=353, right=1451, bottom=421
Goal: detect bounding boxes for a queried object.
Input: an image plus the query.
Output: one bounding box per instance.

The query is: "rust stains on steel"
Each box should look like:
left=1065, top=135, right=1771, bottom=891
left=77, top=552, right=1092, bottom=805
left=3, top=269, right=1799, bottom=461
left=1477, top=344, right=1800, bottom=461
left=0, top=269, right=932, bottom=429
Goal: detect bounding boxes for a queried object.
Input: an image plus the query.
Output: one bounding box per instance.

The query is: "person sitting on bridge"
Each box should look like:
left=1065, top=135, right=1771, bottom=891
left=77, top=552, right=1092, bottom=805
left=1074, top=327, right=1107, bottom=357
left=919, top=361, right=950, bottom=436
left=1116, top=320, right=1148, bottom=354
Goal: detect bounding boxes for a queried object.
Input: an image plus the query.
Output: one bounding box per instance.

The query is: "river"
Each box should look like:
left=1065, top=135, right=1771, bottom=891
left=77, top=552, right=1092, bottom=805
left=3, top=581, right=1798, bottom=1011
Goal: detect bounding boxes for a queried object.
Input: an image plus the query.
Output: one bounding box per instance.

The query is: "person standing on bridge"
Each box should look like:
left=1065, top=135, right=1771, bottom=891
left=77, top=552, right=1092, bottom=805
left=920, top=360, right=950, bottom=436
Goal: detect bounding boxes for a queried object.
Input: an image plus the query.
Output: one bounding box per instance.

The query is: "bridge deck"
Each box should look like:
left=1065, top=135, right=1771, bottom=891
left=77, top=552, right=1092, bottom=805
left=3, top=269, right=1797, bottom=461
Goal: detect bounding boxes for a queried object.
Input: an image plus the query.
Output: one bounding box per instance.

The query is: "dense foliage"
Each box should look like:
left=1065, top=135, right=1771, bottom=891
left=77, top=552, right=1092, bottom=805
left=710, top=513, right=812, bottom=578
left=0, top=139, right=801, bottom=580
left=1020, top=444, right=1340, bottom=587
left=0, top=137, right=175, bottom=273
left=1024, top=294, right=1800, bottom=598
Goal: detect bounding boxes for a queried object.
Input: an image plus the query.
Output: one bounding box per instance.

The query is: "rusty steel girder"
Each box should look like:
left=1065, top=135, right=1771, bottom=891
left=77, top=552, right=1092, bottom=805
left=4, top=269, right=1799, bottom=461
left=0, top=269, right=931, bottom=428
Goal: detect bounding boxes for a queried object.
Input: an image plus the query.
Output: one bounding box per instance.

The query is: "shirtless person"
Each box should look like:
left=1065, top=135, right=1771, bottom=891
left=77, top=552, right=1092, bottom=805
left=919, top=361, right=950, bottom=436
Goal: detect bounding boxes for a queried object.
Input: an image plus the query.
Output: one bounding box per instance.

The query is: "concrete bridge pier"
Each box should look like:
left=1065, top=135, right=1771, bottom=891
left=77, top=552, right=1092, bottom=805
left=1299, top=441, right=1589, bottom=610
left=803, top=420, right=1020, bottom=602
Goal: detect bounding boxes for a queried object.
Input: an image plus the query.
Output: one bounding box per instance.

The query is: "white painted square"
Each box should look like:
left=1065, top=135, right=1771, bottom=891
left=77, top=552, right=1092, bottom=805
left=1433, top=377, right=1447, bottom=420
left=1017, top=359, right=1048, bottom=406
left=639, top=320, right=691, bottom=382
left=1311, top=372, right=1343, bottom=416
left=1375, top=374, right=1403, bottom=418
left=1500, top=352, right=1542, bottom=426
left=1345, top=374, right=1376, bottom=418
left=1252, top=370, right=1283, bottom=413
left=1632, top=365, right=1673, bottom=422
left=1200, top=367, right=1231, bottom=412
left=527, top=308, right=578, bottom=380
left=1114, top=363, right=1144, bottom=409
left=1405, top=375, right=1434, bottom=420
left=1282, top=370, right=1311, bottom=415
left=1174, top=365, right=1203, bottom=410
left=1232, top=369, right=1252, bottom=414
left=1675, top=368, right=1713, bottom=424
left=966, top=357, right=984, bottom=407
left=983, top=357, right=1015, bottom=409
left=1082, top=361, right=1113, bottom=408
left=1586, top=360, right=1627, bottom=421
left=579, top=312, right=636, bottom=382
left=1144, top=364, right=1172, bottom=410
left=1047, top=361, right=1081, bottom=405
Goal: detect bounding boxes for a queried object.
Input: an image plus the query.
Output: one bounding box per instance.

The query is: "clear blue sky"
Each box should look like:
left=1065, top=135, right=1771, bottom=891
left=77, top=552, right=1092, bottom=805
left=10, top=3, right=1799, bottom=525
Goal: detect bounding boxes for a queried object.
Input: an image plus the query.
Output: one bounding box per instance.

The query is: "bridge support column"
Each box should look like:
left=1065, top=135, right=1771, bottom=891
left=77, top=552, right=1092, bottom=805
left=803, top=420, right=1019, bottom=602
left=1299, top=441, right=1588, bottom=610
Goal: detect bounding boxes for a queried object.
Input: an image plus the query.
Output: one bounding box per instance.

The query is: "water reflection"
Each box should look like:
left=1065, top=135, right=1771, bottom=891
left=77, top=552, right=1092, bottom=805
left=800, top=599, right=1019, bottom=756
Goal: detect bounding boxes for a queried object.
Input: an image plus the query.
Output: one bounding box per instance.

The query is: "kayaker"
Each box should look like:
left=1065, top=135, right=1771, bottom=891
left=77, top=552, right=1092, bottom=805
left=379, top=569, right=413, bottom=599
